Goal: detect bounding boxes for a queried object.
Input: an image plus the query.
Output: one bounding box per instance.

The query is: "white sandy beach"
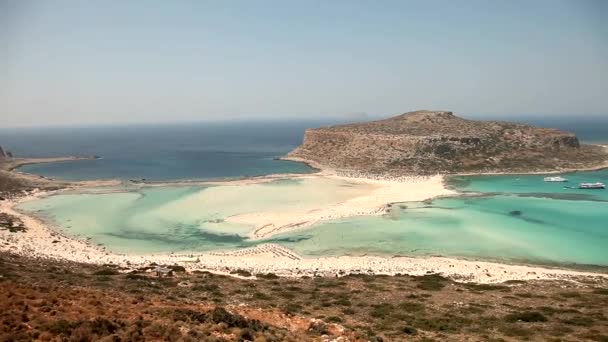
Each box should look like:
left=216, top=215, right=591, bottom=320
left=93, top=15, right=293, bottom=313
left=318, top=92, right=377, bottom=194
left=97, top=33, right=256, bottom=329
left=227, top=173, right=453, bottom=239
left=2, top=174, right=607, bottom=284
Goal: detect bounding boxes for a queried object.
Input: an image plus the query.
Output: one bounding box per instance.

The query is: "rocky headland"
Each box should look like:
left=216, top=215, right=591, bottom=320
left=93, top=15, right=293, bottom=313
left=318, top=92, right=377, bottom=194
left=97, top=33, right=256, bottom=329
left=287, top=110, right=608, bottom=175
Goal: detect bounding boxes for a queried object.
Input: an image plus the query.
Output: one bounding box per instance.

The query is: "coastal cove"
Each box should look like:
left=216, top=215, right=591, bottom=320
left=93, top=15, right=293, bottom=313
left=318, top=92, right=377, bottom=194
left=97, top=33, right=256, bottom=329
left=2, top=116, right=608, bottom=284
left=11, top=169, right=608, bottom=269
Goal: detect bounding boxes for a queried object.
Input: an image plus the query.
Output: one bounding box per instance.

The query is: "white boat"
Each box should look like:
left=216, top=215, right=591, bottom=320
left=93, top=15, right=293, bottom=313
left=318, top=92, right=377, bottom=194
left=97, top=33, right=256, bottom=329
left=544, top=176, right=568, bottom=182
left=578, top=182, right=606, bottom=189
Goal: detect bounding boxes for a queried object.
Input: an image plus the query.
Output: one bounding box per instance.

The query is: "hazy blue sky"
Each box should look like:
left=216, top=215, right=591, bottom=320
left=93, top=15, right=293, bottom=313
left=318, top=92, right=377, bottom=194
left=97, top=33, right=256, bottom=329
left=1, top=0, right=607, bottom=127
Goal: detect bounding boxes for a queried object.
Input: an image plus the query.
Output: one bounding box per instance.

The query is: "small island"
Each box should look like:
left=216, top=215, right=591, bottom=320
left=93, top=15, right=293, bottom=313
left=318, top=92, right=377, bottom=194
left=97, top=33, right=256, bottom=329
left=287, top=110, right=608, bottom=175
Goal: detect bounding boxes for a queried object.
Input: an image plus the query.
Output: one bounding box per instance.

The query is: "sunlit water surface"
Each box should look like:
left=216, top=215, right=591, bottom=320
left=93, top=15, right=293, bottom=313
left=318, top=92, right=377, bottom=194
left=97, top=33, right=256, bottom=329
left=17, top=169, right=608, bottom=266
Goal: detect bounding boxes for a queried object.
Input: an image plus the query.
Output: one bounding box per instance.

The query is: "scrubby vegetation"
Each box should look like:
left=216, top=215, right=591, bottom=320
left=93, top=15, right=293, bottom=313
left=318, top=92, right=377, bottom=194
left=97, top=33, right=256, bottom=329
left=0, top=253, right=607, bottom=341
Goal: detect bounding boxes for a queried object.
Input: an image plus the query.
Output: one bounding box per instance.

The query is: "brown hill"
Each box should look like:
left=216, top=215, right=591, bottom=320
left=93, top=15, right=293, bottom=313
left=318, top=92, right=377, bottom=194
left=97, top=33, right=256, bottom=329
left=287, top=110, right=608, bottom=174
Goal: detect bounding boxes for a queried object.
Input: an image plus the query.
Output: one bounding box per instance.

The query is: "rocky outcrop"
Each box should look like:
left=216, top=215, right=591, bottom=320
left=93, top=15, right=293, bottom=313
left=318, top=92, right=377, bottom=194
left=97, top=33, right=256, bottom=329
left=0, top=146, right=6, bottom=159
left=287, top=110, right=607, bottom=174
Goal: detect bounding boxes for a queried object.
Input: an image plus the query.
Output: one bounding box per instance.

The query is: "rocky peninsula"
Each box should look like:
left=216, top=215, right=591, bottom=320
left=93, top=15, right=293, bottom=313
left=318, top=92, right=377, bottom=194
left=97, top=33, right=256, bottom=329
left=287, top=110, right=608, bottom=175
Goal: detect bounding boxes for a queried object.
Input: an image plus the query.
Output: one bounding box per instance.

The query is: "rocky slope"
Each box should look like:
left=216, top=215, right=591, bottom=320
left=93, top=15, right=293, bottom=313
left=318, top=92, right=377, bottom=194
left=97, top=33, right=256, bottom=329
left=287, top=110, right=608, bottom=174
left=2, top=253, right=607, bottom=342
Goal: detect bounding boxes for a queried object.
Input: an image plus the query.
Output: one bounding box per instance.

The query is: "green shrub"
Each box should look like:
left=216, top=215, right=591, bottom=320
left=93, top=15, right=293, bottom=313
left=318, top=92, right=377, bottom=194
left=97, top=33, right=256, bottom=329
left=125, top=273, right=147, bottom=280
left=342, top=308, right=355, bottom=315
left=282, top=303, right=303, bottom=315
left=208, top=307, right=265, bottom=331
left=464, top=283, right=510, bottom=292
left=398, top=301, right=424, bottom=312
left=45, top=319, right=76, bottom=335
left=402, top=326, right=417, bottom=335
left=504, top=311, right=548, bottom=323
left=253, top=292, right=271, bottom=300
left=277, top=291, right=295, bottom=299
left=560, top=317, right=594, bottom=327
left=558, top=291, right=581, bottom=298
left=92, top=268, right=119, bottom=276
left=324, top=316, right=343, bottom=323
left=370, top=303, right=394, bottom=318
left=415, top=274, right=448, bottom=291
left=168, top=265, right=186, bottom=273
left=593, top=288, right=608, bottom=295
left=333, top=298, right=352, bottom=306
left=256, top=273, right=279, bottom=279
left=89, top=318, right=120, bottom=335
left=192, top=283, right=219, bottom=292
left=230, top=269, right=252, bottom=277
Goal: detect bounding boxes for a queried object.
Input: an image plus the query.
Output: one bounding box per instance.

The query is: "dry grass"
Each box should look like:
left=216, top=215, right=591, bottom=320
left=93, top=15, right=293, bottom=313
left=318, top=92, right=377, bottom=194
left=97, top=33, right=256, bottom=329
left=0, top=253, right=607, bottom=341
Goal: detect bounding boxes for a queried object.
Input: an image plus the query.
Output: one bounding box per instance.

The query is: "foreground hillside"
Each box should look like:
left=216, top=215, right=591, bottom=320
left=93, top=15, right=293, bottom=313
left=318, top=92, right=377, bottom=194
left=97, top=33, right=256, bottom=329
left=288, top=110, right=608, bottom=174
left=1, top=253, right=607, bottom=341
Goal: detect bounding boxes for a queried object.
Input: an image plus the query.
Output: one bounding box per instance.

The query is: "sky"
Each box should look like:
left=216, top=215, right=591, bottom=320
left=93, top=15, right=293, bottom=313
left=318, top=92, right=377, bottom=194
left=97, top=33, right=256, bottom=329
left=1, top=0, right=607, bottom=127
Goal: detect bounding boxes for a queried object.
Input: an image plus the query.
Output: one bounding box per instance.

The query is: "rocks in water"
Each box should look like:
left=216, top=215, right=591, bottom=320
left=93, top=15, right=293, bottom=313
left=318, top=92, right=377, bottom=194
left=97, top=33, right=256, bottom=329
left=0, top=146, right=6, bottom=158
left=509, top=210, right=523, bottom=216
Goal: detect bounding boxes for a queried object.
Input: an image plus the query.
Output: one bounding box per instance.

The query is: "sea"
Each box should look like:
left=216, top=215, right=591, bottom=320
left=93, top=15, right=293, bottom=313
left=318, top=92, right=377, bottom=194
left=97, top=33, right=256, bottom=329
left=3, top=116, right=608, bottom=267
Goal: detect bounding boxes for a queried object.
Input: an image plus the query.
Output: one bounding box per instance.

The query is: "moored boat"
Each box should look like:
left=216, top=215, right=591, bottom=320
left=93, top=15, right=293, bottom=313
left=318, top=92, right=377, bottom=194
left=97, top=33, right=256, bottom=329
left=578, top=182, right=606, bottom=189
left=544, top=176, right=568, bottom=182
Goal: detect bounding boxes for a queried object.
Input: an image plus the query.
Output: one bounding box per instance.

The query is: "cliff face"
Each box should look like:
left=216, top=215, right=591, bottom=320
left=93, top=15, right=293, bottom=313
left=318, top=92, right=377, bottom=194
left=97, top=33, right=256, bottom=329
left=288, top=110, right=607, bottom=174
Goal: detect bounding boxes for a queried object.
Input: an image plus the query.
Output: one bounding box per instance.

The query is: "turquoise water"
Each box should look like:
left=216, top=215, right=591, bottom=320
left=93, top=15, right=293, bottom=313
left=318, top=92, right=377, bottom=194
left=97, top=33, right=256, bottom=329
left=276, top=195, right=608, bottom=265
left=17, top=186, right=252, bottom=253
left=276, top=169, right=607, bottom=265
left=449, top=170, right=608, bottom=201
left=17, top=178, right=375, bottom=254
left=16, top=170, right=608, bottom=266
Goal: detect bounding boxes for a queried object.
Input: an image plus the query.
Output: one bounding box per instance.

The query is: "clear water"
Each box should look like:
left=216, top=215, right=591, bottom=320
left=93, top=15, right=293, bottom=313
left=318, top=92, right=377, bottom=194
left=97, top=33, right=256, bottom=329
left=280, top=170, right=608, bottom=265
left=7, top=119, right=608, bottom=266
left=1, top=121, right=339, bottom=180
left=17, top=178, right=375, bottom=254
left=449, top=170, right=608, bottom=201
left=277, top=194, right=608, bottom=265
left=17, top=169, right=608, bottom=266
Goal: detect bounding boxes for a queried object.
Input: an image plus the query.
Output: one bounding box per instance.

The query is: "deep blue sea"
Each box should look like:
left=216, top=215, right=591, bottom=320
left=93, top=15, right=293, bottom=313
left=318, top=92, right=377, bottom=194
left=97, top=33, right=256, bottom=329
left=0, top=120, right=340, bottom=180
left=1, top=116, right=607, bottom=181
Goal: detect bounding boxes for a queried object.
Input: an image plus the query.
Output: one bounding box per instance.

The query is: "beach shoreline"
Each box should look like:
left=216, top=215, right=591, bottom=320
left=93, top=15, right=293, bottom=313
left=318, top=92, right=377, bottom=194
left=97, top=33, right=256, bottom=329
left=2, top=154, right=608, bottom=283
left=1, top=156, right=95, bottom=172
left=1, top=176, right=607, bottom=284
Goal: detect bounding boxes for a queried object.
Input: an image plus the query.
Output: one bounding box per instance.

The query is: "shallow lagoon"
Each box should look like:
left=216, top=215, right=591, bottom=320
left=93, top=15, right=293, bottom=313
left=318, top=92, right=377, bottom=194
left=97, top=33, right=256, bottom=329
left=449, top=169, right=608, bottom=201
left=17, top=170, right=608, bottom=266
left=275, top=195, right=608, bottom=265
left=18, top=178, right=375, bottom=254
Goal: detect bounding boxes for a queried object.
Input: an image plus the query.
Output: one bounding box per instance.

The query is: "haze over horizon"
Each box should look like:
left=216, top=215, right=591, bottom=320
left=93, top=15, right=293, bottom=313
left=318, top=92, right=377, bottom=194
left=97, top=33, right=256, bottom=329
left=1, top=0, right=607, bottom=127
